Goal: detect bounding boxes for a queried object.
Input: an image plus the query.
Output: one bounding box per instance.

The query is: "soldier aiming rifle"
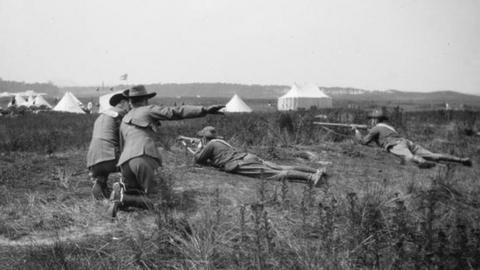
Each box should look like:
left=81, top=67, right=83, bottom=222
left=352, top=109, right=472, bottom=168
left=179, top=126, right=328, bottom=186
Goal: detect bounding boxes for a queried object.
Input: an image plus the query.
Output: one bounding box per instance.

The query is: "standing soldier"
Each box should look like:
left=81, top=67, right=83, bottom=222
left=108, top=85, right=224, bottom=217
left=87, top=92, right=130, bottom=200
left=353, top=109, right=472, bottom=168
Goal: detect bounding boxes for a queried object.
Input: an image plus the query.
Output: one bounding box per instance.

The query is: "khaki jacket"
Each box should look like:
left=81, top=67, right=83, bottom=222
left=118, top=105, right=206, bottom=166
left=360, top=123, right=403, bottom=150
left=86, top=107, right=127, bottom=167
left=194, top=139, right=248, bottom=170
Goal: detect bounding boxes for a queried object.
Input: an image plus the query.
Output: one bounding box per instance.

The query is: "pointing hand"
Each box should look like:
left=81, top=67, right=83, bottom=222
left=205, top=105, right=225, bottom=115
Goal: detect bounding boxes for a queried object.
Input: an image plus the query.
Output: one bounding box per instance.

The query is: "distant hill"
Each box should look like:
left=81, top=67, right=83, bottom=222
left=1, top=79, right=479, bottom=110
left=63, top=83, right=288, bottom=99
left=0, top=78, right=61, bottom=96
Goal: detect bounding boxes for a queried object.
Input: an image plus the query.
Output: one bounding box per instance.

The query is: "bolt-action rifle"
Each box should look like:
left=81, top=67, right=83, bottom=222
left=313, top=122, right=368, bottom=130
left=177, top=135, right=201, bottom=147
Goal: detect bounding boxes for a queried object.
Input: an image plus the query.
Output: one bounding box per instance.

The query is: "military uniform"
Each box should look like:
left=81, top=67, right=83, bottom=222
left=359, top=122, right=471, bottom=167
left=194, top=139, right=322, bottom=183
left=118, top=105, right=208, bottom=194
left=87, top=107, right=127, bottom=198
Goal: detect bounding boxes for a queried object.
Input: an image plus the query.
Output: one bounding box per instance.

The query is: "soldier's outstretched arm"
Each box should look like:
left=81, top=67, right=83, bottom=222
left=149, top=105, right=224, bottom=120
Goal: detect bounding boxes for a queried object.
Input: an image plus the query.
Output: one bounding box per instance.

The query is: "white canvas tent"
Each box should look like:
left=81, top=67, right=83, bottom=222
left=277, top=83, right=332, bottom=111
left=33, top=95, right=52, bottom=108
left=224, top=94, right=252, bottom=113
left=53, top=92, right=85, bottom=114
left=98, top=91, right=123, bottom=113
left=26, top=95, right=35, bottom=107
left=9, top=94, right=28, bottom=107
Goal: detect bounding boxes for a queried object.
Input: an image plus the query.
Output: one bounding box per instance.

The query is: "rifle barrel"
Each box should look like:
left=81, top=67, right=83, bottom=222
left=313, top=122, right=368, bottom=129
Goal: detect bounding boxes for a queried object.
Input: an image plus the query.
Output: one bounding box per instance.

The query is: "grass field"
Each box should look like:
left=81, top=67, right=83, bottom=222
left=1, top=107, right=480, bottom=269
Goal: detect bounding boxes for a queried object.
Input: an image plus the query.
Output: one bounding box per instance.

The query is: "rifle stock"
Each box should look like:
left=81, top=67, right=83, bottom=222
left=177, top=136, right=200, bottom=143
left=313, top=122, right=368, bottom=129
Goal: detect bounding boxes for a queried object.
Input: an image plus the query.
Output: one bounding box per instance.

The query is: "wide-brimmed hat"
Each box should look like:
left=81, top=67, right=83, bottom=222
left=109, top=92, right=128, bottom=106
left=124, top=85, right=156, bottom=99
left=197, top=126, right=218, bottom=139
left=367, top=109, right=388, bottom=120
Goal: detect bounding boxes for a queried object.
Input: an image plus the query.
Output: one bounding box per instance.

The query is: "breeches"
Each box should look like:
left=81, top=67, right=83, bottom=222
left=388, top=139, right=455, bottom=162
left=89, top=160, right=118, bottom=183
left=120, top=156, right=159, bottom=194
left=227, top=154, right=315, bottom=181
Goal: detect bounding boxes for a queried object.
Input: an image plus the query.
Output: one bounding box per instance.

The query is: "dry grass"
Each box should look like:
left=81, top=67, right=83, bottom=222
left=1, top=108, right=479, bottom=269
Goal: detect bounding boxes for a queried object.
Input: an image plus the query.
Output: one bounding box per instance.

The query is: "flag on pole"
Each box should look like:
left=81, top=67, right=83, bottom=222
left=120, top=74, right=128, bottom=80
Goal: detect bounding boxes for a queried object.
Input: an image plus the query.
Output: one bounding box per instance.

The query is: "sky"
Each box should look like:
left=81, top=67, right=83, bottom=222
left=0, top=0, right=479, bottom=94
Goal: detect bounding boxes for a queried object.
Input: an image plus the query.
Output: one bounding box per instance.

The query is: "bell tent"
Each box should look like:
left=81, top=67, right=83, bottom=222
left=26, top=95, right=35, bottom=107
left=224, top=94, right=252, bottom=113
left=9, top=94, right=28, bottom=107
left=277, top=83, right=332, bottom=111
left=33, top=95, right=52, bottom=108
left=53, top=92, right=85, bottom=114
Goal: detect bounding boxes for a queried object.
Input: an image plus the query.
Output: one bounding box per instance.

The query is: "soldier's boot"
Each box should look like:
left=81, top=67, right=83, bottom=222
left=279, top=170, right=326, bottom=186
left=460, top=158, right=472, bottom=167
left=437, top=156, right=472, bottom=167
left=121, top=194, right=154, bottom=210
left=91, top=176, right=108, bottom=200
left=411, top=155, right=436, bottom=169
left=308, top=168, right=328, bottom=187
left=106, top=182, right=124, bottom=218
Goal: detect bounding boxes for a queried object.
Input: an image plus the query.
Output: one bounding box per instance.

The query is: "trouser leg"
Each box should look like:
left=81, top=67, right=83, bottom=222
left=89, top=160, right=118, bottom=200
left=411, top=143, right=471, bottom=165
left=116, top=156, right=159, bottom=212
left=388, top=140, right=435, bottom=168
left=231, top=160, right=317, bottom=184
left=91, top=174, right=108, bottom=200
left=283, top=170, right=314, bottom=182
left=92, top=176, right=108, bottom=200
left=121, top=156, right=158, bottom=194
left=287, top=166, right=317, bottom=173
left=121, top=194, right=154, bottom=210
left=264, top=160, right=317, bottom=174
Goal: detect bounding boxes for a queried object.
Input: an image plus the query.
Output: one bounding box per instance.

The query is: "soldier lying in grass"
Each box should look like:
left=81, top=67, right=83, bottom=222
left=353, top=109, right=472, bottom=168
left=182, top=126, right=327, bottom=186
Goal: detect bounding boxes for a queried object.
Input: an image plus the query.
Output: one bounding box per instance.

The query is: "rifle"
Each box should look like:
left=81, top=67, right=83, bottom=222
left=177, top=136, right=201, bottom=147
left=313, top=122, right=368, bottom=130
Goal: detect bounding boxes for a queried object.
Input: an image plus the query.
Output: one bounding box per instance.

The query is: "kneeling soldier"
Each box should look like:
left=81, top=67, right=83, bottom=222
left=108, top=85, right=224, bottom=217
left=87, top=92, right=130, bottom=200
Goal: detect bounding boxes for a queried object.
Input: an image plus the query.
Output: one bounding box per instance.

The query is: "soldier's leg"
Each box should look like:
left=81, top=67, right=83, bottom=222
left=90, top=160, right=118, bottom=200
left=411, top=143, right=472, bottom=166
left=127, top=156, right=158, bottom=194
left=90, top=171, right=108, bottom=200
left=283, top=166, right=318, bottom=174
left=118, top=157, right=156, bottom=209
left=263, top=160, right=326, bottom=184
left=234, top=160, right=321, bottom=185
left=388, top=140, right=435, bottom=168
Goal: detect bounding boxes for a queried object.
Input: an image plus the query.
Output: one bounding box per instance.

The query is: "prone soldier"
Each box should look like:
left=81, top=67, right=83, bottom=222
left=181, top=126, right=327, bottom=186
left=353, top=109, right=472, bottom=168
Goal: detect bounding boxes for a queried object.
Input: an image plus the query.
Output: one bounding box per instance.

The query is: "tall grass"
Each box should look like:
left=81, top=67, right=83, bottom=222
left=1, top=107, right=480, bottom=269
left=1, top=108, right=477, bottom=153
